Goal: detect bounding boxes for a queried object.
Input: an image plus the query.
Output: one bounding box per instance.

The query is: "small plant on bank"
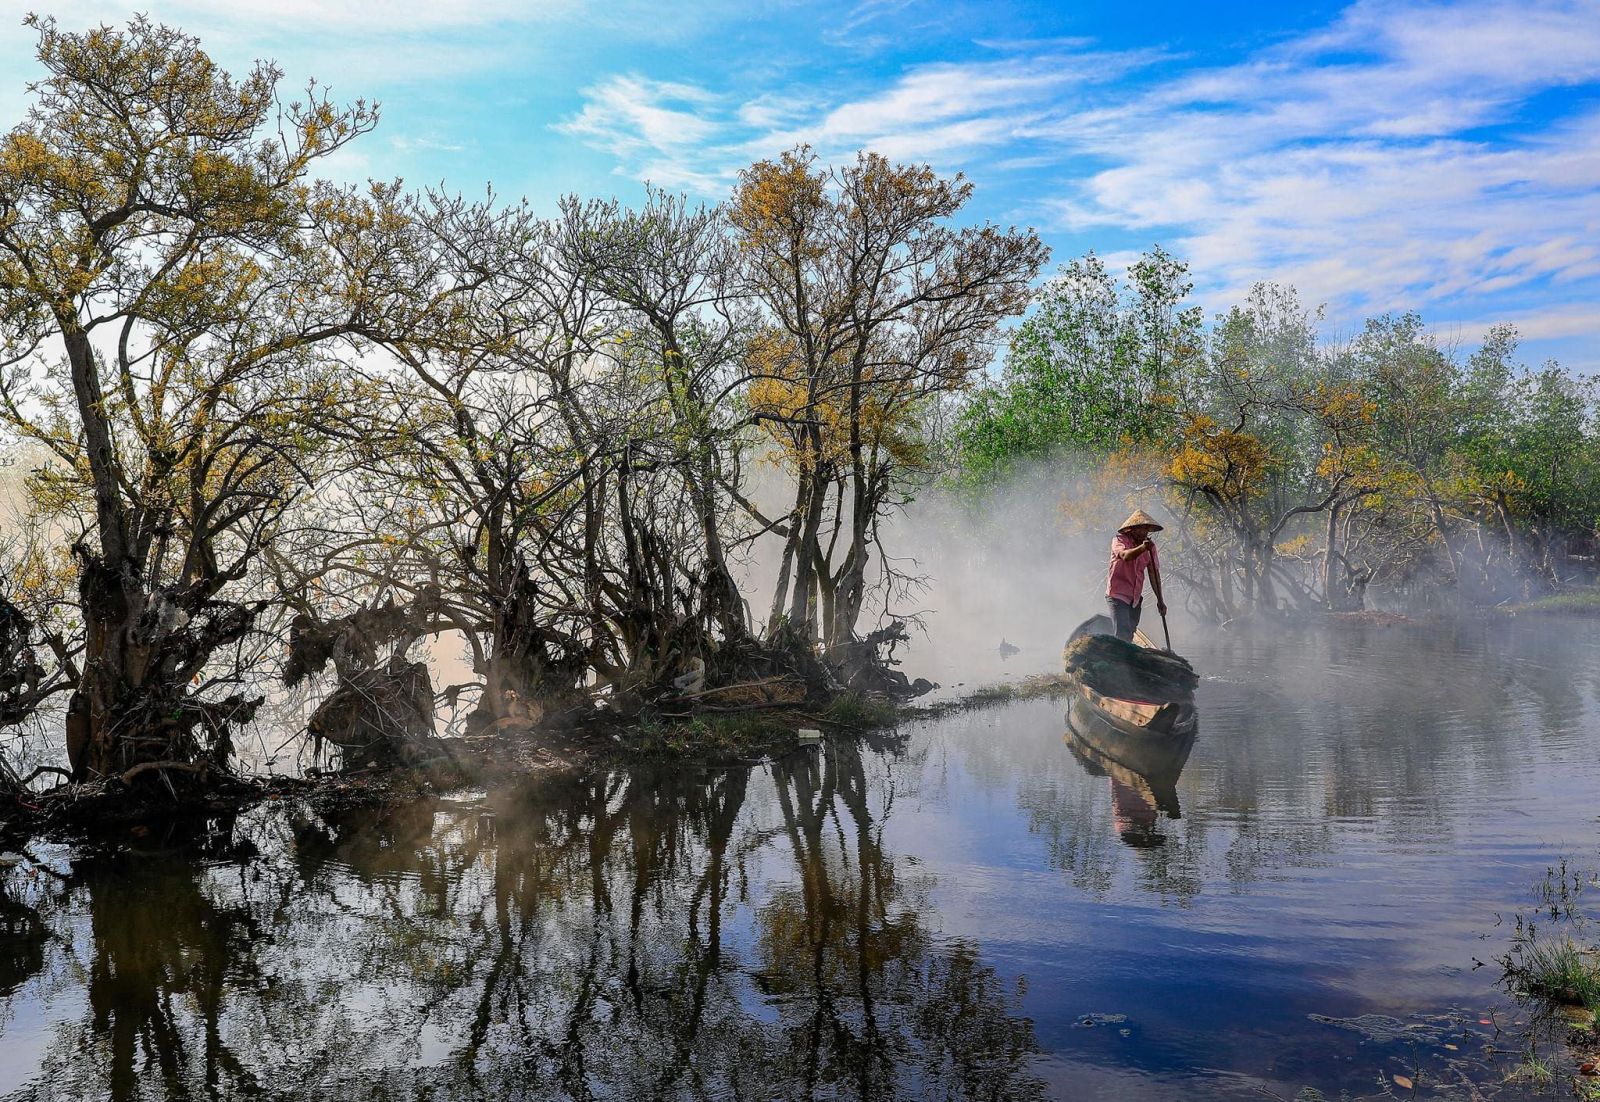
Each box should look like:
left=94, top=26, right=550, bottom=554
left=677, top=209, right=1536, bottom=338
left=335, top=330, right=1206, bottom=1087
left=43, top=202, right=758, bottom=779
left=822, top=691, right=898, bottom=729
left=1504, top=860, right=1600, bottom=1010
left=630, top=712, right=789, bottom=758
left=1505, top=1045, right=1556, bottom=1087
left=1500, top=858, right=1600, bottom=1093
left=626, top=692, right=900, bottom=760
left=1514, top=935, right=1600, bottom=1008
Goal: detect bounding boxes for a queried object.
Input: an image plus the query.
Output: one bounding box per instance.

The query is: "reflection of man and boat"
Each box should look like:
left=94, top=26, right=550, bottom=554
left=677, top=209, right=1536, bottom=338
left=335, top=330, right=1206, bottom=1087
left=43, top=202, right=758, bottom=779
left=1063, top=613, right=1199, bottom=849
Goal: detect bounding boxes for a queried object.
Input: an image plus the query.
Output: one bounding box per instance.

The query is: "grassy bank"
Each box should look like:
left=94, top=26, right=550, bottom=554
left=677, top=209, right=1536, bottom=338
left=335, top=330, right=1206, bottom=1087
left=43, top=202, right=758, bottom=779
left=622, top=691, right=900, bottom=760
left=1506, top=589, right=1600, bottom=615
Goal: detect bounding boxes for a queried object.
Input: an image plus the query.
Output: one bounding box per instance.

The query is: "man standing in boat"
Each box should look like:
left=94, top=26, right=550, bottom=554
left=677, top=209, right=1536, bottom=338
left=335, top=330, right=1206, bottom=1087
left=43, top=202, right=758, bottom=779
left=1106, top=509, right=1167, bottom=642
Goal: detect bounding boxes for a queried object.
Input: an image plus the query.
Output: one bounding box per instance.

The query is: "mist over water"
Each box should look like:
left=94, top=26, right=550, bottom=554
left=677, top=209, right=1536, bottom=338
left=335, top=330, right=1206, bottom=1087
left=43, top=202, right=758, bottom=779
left=866, top=462, right=1126, bottom=691
left=723, top=458, right=1112, bottom=689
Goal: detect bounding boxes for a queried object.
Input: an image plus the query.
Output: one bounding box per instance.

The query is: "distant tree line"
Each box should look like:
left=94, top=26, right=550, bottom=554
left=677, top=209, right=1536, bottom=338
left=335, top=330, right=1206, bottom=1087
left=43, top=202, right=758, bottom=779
left=952, top=249, right=1600, bottom=620
left=0, top=18, right=1045, bottom=781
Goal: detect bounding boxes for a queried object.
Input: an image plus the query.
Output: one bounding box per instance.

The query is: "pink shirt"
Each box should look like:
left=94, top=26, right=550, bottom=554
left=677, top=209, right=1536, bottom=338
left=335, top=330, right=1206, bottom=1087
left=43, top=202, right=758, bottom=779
left=1106, top=533, right=1158, bottom=606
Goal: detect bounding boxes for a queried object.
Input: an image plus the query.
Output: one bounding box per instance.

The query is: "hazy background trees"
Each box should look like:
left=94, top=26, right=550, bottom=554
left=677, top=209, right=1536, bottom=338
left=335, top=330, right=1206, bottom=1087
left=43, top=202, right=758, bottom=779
left=952, top=250, right=1600, bottom=619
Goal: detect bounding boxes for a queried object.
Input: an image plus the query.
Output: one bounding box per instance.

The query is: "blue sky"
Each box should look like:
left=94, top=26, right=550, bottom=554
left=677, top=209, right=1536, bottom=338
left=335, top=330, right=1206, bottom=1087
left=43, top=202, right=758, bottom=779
left=2, top=0, right=1597, bottom=368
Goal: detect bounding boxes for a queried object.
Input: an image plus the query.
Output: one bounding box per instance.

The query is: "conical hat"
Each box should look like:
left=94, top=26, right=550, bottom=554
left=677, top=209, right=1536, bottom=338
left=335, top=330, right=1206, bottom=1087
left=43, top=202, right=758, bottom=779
left=1118, top=508, right=1163, bottom=532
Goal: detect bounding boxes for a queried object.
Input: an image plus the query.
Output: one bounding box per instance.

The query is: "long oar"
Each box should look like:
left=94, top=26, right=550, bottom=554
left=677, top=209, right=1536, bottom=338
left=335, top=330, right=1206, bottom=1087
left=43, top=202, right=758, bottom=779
left=1159, top=607, right=1173, bottom=653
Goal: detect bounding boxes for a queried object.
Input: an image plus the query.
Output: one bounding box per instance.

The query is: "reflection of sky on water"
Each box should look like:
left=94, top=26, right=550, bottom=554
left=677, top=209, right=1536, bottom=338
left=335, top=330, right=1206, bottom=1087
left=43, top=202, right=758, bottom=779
left=0, top=617, right=1596, bottom=1099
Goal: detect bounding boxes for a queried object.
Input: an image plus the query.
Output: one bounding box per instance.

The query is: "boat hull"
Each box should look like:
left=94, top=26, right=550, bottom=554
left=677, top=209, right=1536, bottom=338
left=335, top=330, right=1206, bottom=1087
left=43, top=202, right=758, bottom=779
left=1073, top=682, right=1197, bottom=737
left=1067, top=691, right=1197, bottom=770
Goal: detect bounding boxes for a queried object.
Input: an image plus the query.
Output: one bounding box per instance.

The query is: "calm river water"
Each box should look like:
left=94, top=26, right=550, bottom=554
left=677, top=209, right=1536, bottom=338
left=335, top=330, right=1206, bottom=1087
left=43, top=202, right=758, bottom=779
left=2, top=617, right=1598, bottom=1100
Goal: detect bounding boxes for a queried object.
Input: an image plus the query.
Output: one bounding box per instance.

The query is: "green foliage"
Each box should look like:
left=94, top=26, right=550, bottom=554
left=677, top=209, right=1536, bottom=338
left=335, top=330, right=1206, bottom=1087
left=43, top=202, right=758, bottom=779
left=1503, top=859, right=1600, bottom=1012
left=1505, top=1047, right=1556, bottom=1087
left=821, top=690, right=898, bottom=729
left=630, top=712, right=792, bottom=757
left=628, top=692, right=897, bottom=758
left=951, top=248, right=1199, bottom=486
left=1514, top=935, right=1600, bottom=1008
left=1513, top=589, right=1600, bottom=615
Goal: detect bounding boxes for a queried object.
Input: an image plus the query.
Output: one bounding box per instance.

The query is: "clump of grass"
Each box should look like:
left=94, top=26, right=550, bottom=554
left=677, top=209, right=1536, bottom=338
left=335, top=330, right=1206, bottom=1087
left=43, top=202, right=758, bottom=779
left=963, top=674, right=1074, bottom=707
left=1514, top=936, right=1600, bottom=1008
left=1504, top=860, right=1600, bottom=1011
left=625, top=690, right=899, bottom=758
left=821, top=691, right=898, bottom=729
left=1500, top=859, right=1600, bottom=1096
left=629, top=712, right=789, bottom=758
left=964, top=683, right=1017, bottom=705
left=1505, top=1046, right=1556, bottom=1087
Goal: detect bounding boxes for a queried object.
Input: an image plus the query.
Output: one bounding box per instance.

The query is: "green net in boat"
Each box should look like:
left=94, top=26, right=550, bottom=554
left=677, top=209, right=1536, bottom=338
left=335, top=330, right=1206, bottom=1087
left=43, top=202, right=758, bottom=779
left=1062, top=634, right=1199, bottom=701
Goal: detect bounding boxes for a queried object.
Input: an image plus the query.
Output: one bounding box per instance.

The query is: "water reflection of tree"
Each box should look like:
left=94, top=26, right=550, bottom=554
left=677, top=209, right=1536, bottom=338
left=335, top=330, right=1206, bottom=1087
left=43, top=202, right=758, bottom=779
left=82, top=851, right=267, bottom=1099
left=0, top=871, right=47, bottom=1000
left=1, top=747, right=1043, bottom=1101
left=0, top=831, right=273, bottom=1102
left=759, top=743, right=1045, bottom=1101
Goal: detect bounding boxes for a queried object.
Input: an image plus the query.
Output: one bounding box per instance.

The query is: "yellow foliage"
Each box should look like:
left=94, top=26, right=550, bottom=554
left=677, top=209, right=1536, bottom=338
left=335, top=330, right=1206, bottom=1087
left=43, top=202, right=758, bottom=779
left=730, top=149, right=827, bottom=259
left=1276, top=533, right=1313, bottom=558
left=744, top=328, right=928, bottom=475
left=1167, top=415, right=1272, bottom=500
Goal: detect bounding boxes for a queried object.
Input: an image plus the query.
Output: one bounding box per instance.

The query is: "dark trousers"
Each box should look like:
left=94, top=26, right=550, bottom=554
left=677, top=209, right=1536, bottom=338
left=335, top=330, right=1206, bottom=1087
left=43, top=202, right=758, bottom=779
left=1107, top=597, right=1142, bottom=642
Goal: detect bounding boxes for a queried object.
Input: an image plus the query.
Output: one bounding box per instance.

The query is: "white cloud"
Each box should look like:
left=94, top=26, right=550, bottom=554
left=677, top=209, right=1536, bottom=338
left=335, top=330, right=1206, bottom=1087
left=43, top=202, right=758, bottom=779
left=555, top=47, right=1162, bottom=190
left=1035, top=0, right=1600, bottom=318
left=555, top=76, right=720, bottom=159
left=1439, top=302, right=1600, bottom=344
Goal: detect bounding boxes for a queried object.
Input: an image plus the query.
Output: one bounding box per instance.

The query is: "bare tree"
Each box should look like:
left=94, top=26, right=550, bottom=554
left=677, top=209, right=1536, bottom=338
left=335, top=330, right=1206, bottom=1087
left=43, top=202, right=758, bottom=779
left=731, top=148, right=1046, bottom=651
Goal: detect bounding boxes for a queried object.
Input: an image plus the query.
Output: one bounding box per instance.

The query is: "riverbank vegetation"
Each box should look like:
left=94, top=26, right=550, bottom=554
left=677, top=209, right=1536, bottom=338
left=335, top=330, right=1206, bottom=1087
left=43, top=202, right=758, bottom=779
left=1501, top=860, right=1600, bottom=1092
left=952, top=251, right=1600, bottom=621
left=0, top=17, right=1041, bottom=798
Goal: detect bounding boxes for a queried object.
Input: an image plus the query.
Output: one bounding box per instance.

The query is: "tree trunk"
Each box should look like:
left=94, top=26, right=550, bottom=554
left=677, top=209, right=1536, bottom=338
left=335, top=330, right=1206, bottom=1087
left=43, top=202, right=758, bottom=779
left=786, top=467, right=827, bottom=643
left=60, top=320, right=150, bottom=779
left=70, top=566, right=142, bottom=779
left=1322, top=502, right=1342, bottom=610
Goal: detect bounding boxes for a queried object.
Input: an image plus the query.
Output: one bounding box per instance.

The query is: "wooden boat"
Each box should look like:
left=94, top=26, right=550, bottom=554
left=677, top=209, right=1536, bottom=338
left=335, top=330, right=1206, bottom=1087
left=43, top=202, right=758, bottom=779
left=1062, top=614, right=1198, bottom=740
